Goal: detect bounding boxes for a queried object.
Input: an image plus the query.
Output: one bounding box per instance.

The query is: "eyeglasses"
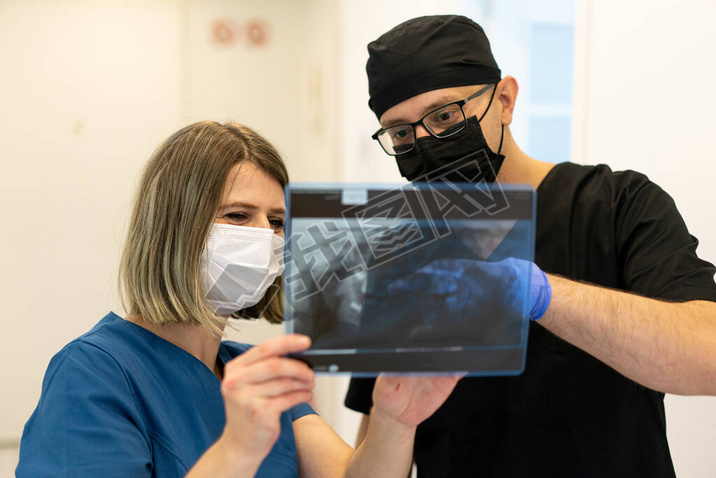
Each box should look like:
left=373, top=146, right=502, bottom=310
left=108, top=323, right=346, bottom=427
left=371, top=84, right=495, bottom=156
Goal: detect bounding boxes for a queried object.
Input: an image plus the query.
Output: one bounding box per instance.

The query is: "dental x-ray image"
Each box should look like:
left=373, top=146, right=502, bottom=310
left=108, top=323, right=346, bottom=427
left=283, top=181, right=535, bottom=375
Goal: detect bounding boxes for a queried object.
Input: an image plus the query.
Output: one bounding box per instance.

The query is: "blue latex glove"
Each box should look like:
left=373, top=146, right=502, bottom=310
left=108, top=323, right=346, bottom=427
left=388, top=258, right=551, bottom=323
left=527, top=262, right=551, bottom=321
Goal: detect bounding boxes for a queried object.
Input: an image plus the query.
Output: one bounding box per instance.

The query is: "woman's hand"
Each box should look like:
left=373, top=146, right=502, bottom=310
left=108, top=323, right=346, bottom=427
left=371, top=374, right=463, bottom=428
left=218, top=334, right=314, bottom=462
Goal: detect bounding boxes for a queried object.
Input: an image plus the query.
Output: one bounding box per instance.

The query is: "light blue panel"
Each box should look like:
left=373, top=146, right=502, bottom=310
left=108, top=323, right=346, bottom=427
left=530, top=24, right=574, bottom=104
left=528, top=116, right=572, bottom=163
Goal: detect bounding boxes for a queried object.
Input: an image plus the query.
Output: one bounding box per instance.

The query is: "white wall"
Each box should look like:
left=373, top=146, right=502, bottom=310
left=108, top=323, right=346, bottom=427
left=573, top=1, right=716, bottom=477
left=0, top=0, right=186, bottom=470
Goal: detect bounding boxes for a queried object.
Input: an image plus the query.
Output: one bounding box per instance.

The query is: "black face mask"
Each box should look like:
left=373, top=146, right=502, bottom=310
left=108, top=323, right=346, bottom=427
left=395, top=115, right=505, bottom=183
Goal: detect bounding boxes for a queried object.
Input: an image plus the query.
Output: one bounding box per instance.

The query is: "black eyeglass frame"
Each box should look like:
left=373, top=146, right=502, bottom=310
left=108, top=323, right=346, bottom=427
left=371, top=83, right=496, bottom=156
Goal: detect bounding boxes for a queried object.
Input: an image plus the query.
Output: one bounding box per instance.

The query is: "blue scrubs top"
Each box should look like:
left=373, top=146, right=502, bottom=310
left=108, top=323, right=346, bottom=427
left=17, top=312, right=315, bottom=477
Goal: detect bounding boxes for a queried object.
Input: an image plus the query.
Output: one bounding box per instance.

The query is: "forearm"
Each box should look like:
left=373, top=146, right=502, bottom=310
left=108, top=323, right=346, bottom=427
left=343, top=408, right=416, bottom=478
left=541, top=274, right=716, bottom=395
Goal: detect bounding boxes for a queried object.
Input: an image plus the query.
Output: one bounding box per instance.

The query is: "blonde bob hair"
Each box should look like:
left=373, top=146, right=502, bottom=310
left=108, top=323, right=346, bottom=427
left=119, top=121, right=288, bottom=336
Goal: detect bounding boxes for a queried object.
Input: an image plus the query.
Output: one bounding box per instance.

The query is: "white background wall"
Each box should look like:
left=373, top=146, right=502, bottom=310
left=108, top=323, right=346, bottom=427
left=573, top=2, right=716, bottom=476
left=1, top=0, right=714, bottom=476
left=0, top=1, right=186, bottom=471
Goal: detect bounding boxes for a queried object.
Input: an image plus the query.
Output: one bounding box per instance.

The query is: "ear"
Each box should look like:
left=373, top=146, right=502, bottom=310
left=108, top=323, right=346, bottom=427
left=496, top=76, right=519, bottom=126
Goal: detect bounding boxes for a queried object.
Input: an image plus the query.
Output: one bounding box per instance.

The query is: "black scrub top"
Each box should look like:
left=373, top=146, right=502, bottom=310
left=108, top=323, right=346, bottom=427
left=345, top=162, right=716, bottom=478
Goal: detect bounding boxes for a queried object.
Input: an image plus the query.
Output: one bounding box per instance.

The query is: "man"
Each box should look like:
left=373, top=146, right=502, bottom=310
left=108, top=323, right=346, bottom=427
left=344, top=14, right=716, bottom=477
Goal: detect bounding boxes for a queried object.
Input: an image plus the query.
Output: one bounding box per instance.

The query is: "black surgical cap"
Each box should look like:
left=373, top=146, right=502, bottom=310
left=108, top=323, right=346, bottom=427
left=367, top=15, right=501, bottom=119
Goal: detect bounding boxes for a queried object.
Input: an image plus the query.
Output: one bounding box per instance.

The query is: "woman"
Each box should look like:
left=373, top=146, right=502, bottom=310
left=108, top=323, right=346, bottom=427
left=16, top=121, right=460, bottom=477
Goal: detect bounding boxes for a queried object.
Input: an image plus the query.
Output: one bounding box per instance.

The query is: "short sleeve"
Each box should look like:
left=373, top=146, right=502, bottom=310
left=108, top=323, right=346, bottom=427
left=289, top=402, right=317, bottom=421
left=616, top=176, right=716, bottom=302
left=17, top=342, right=152, bottom=478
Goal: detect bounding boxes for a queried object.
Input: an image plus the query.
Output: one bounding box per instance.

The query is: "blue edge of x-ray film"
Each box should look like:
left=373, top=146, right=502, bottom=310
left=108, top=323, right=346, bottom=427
left=283, top=182, right=536, bottom=377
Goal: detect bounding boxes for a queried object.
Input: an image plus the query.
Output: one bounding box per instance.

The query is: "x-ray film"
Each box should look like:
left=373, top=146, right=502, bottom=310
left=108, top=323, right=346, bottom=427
left=283, top=181, right=536, bottom=376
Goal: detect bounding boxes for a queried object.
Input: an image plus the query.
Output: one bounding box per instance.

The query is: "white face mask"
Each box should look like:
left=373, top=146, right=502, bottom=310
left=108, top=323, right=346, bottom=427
left=202, top=224, right=285, bottom=316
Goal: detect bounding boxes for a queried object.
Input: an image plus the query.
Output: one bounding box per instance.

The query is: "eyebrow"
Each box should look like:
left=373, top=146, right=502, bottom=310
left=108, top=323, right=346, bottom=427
left=218, top=201, right=285, bottom=214
left=382, top=94, right=462, bottom=127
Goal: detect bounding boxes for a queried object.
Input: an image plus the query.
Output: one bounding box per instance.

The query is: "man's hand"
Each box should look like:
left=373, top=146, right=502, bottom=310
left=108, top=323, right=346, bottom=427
left=371, top=374, right=463, bottom=427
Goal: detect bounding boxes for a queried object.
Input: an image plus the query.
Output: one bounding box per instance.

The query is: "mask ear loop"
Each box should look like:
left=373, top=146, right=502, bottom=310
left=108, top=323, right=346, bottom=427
left=476, top=84, right=505, bottom=155
left=478, top=83, right=498, bottom=122
left=497, top=124, right=505, bottom=155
